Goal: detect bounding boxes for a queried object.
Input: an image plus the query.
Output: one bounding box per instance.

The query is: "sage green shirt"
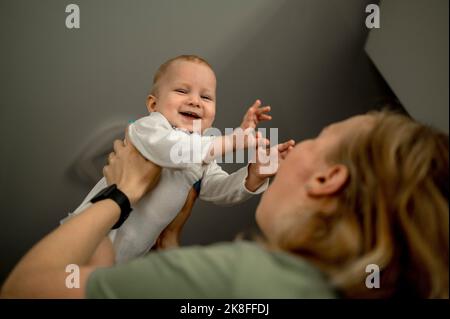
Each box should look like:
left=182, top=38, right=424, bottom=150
left=86, top=241, right=337, bottom=298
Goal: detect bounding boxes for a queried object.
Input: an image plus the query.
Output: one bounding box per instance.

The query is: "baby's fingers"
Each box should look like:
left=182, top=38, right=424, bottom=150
left=257, top=114, right=272, bottom=122
left=277, top=140, right=294, bottom=159
left=277, top=139, right=295, bottom=152
left=255, top=105, right=272, bottom=122
left=279, top=146, right=293, bottom=159
left=255, top=131, right=270, bottom=147
left=256, top=105, right=271, bottom=114
left=249, top=99, right=262, bottom=111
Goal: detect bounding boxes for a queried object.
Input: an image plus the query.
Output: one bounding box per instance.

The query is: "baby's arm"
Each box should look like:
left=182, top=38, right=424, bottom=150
left=129, top=113, right=214, bottom=168
left=199, top=139, right=295, bottom=206
left=204, top=129, right=268, bottom=163
left=204, top=99, right=271, bottom=163
left=198, top=161, right=269, bottom=206
left=131, top=101, right=271, bottom=167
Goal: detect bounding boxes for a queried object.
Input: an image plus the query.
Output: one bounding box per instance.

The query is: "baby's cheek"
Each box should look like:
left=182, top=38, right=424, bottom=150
left=208, top=108, right=216, bottom=123
left=202, top=118, right=213, bottom=129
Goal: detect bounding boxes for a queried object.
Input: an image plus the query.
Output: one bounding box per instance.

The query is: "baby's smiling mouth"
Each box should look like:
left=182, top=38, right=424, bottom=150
left=179, top=111, right=202, bottom=119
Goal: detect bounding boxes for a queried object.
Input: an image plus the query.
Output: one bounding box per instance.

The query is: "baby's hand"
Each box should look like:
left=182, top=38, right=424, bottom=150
left=240, top=99, right=272, bottom=130
left=249, top=139, right=295, bottom=179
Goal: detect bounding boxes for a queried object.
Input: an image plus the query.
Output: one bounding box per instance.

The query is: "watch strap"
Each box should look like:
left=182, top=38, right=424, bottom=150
left=90, top=184, right=132, bottom=229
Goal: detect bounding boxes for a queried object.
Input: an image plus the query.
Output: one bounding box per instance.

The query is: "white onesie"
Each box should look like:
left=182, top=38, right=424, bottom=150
left=62, top=112, right=268, bottom=263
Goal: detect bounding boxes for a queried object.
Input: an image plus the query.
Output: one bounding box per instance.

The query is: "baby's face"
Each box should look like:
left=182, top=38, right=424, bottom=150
left=148, top=60, right=216, bottom=133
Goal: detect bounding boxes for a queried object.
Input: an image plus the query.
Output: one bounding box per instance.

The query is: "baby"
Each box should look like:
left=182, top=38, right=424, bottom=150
left=64, top=55, right=290, bottom=263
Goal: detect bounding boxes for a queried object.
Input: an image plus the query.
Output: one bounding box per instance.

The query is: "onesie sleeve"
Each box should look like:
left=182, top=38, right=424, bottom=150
left=199, top=161, right=269, bottom=206
left=128, top=112, right=214, bottom=169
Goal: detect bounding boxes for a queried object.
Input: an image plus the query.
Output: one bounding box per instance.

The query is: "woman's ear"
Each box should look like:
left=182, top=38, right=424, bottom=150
left=146, top=95, right=157, bottom=113
left=306, top=164, right=349, bottom=197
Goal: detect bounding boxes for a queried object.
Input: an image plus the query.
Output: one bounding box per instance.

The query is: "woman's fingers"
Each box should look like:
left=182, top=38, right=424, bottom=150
left=113, top=139, right=125, bottom=153
left=124, top=127, right=130, bottom=146
left=102, top=165, right=109, bottom=178
left=113, top=127, right=137, bottom=158
left=103, top=164, right=112, bottom=185
left=107, top=152, right=115, bottom=163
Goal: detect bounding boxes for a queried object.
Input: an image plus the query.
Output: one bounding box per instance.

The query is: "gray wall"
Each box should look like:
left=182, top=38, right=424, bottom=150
left=366, top=0, right=449, bottom=132
left=0, top=0, right=398, bottom=282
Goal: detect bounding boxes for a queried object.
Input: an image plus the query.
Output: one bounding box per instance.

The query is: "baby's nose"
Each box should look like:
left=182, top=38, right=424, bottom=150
left=188, top=95, right=201, bottom=107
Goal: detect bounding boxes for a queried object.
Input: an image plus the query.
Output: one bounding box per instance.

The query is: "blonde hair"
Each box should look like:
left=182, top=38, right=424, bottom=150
left=327, top=110, right=449, bottom=298
left=150, top=55, right=213, bottom=95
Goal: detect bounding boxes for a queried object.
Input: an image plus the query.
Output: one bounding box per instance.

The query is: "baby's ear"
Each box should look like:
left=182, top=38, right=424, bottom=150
left=146, top=95, right=157, bottom=112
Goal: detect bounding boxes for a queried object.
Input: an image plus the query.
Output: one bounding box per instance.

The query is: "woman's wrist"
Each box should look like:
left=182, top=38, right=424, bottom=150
left=117, top=175, right=160, bottom=206
left=116, top=185, right=140, bottom=206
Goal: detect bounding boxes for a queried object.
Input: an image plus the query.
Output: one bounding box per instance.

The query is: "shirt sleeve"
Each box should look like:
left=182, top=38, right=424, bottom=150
left=199, top=161, right=269, bottom=206
left=128, top=112, right=214, bottom=169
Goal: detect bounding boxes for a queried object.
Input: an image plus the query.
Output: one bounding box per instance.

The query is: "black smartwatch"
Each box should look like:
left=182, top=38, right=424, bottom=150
left=90, top=184, right=132, bottom=229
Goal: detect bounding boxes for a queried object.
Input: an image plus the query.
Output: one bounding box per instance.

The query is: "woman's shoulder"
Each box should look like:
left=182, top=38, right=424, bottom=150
left=210, top=241, right=338, bottom=298
left=86, top=241, right=337, bottom=298
left=155, top=241, right=337, bottom=298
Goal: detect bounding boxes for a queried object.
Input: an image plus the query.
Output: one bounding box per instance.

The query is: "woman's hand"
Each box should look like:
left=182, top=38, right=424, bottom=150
left=103, top=129, right=161, bottom=206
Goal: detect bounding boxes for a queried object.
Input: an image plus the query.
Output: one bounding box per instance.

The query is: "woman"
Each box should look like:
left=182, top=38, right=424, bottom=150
left=1, top=110, right=448, bottom=298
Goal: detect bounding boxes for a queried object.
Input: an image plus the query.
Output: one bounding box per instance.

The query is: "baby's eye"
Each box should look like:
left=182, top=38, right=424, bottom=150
left=175, top=89, right=187, bottom=94
left=201, top=95, right=213, bottom=101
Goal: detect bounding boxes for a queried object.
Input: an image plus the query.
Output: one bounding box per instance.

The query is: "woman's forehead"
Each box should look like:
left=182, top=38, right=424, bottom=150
left=331, top=114, right=374, bottom=133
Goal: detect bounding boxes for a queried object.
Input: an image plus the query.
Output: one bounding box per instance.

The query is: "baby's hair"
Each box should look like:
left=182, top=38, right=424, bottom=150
left=150, top=54, right=213, bottom=95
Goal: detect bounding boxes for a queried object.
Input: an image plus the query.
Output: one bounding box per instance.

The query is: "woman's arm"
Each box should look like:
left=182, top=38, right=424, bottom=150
left=1, top=201, right=121, bottom=298
left=0, top=134, right=161, bottom=298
